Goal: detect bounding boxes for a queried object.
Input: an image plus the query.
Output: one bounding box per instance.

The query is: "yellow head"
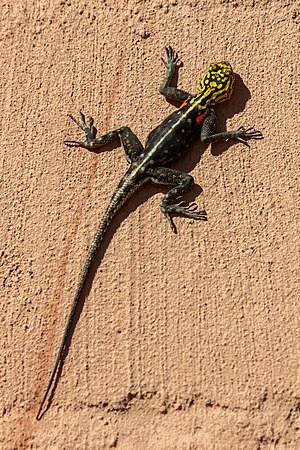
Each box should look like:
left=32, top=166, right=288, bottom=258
left=198, top=61, right=234, bottom=106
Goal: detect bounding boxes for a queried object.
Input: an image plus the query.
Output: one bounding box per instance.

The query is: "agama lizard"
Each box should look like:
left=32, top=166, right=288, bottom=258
left=36, top=46, right=262, bottom=419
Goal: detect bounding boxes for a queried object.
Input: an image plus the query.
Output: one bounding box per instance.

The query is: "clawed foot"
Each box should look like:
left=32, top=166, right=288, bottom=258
left=234, top=126, right=263, bottom=147
left=64, top=112, right=97, bottom=147
left=161, top=200, right=207, bottom=233
left=161, top=46, right=180, bottom=73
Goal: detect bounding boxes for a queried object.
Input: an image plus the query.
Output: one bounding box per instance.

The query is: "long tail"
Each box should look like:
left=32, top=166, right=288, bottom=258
left=36, top=170, right=142, bottom=419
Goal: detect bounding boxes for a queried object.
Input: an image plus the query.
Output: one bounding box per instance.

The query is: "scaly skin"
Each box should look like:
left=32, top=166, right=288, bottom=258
left=36, top=46, right=263, bottom=419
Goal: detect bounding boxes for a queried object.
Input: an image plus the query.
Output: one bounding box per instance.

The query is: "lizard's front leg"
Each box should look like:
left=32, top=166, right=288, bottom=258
left=159, top=46, right=192, bottom=103
left=201, top=108, right=263, bottom=146
left=147, top=166, right=207, bottom=233
left=64, top=112, right=143, bottom=163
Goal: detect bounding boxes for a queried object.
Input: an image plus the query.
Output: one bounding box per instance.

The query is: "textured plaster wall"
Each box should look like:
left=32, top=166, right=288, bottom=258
left=1, top=0, right=299, bottom=449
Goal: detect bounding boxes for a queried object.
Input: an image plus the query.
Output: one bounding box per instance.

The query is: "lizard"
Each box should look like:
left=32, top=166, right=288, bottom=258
left=36, top=46, right=263, bottom=419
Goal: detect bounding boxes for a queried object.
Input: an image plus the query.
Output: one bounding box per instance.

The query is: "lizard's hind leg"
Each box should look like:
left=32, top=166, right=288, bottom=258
left=147, top=166, right=207, bottom=233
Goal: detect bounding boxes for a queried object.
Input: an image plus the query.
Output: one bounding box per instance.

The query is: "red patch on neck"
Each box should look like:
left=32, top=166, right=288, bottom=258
left=179, top=97, right=191, bottom=109
left=196, top=109, right=208, bottom=125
